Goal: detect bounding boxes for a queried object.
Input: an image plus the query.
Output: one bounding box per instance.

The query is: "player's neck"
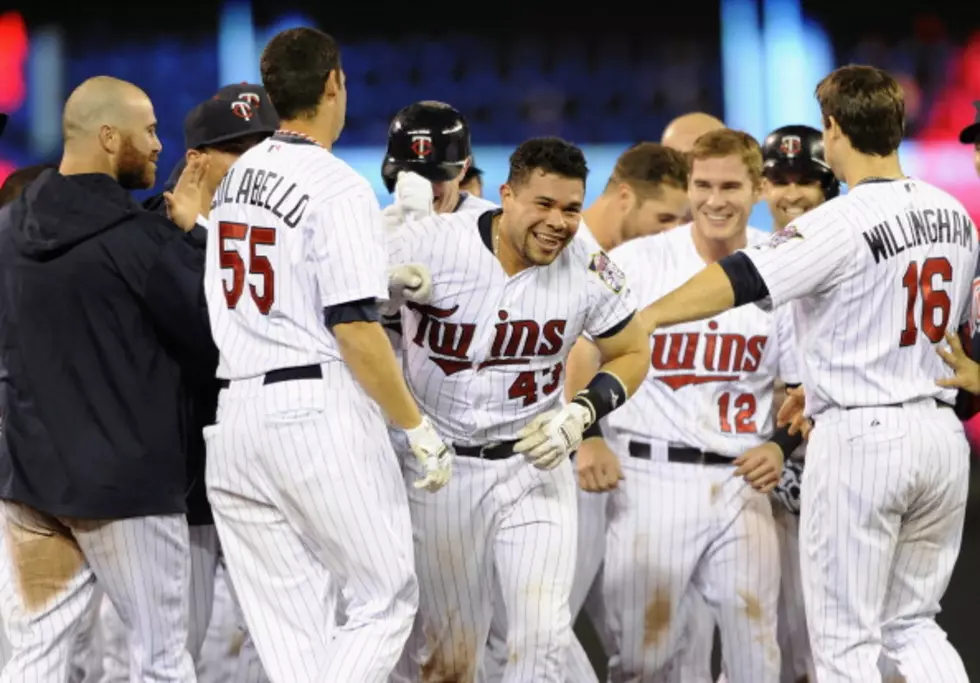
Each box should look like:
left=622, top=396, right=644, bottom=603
left=581, top=198, right=619, bottom=251
left=492, top=214, right=530, bottom=276
left=277, top=118, right=334, bottom=151
left=691, top=223, right=747, bottom=265
left=59, top=147, right=115, bottom=180
left=842, top=152, right=903, bottom=188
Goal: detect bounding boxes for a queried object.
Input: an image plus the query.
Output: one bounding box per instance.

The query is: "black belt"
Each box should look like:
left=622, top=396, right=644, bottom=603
left=843, top=398, right=948, bottom=410
left=628, top=441, right=732, bottom=466
left=454, top=441, right=518, bottom=460
left=217, top=364, right=323, bottom=390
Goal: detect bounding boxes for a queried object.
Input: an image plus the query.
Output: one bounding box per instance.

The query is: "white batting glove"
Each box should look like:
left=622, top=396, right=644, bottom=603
left=395, top=171, right=434, bottom=218
left=379, top=263, right=433, bottom=316
left=514, top=403, right=592, bottom=470
left=405, top=416, right=454, bottom=492
left=381, top=203, right=406, bottom=235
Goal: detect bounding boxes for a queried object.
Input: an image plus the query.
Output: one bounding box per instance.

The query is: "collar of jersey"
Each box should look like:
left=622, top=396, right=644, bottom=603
left=477, top=209, right=502, bottom=252
left=270, top=132, right=319, bottom=146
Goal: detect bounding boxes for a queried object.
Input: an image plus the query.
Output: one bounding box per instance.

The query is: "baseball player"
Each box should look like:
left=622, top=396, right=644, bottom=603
left=555, top=141, right=691, bottom=683
left=382, top=101, right=485, bottom=214
left=758, top=123, right=839, bottom=683
left=100, top=84, right=276, bottom=683
left=640, top=65, right=975, bottom=683
left=386, top=136, right=650, bottom=682
left=202, top=28, right=452, bottom=683
left=575, top=129, right=799, bottom=683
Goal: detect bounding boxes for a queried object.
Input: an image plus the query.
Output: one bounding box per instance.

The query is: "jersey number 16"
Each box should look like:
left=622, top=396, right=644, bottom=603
left=219, top=221, right=278, bottom=315
left=900, top=257, right=952, bottom=347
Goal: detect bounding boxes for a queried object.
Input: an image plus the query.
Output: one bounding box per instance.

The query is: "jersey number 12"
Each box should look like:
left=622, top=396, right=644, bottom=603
left=219, top=221, right=278, bottom=315
left=900, top=257, right=952, bottom=347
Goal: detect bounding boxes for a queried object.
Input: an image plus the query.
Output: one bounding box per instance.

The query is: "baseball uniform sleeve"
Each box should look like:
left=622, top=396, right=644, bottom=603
left=740, top=208, right=855, bottom=309
left=308, top=188, right=390, bottom=308
left=774, top=304, right=801, bottom=385
left=584, top=250, right=638, bottom=339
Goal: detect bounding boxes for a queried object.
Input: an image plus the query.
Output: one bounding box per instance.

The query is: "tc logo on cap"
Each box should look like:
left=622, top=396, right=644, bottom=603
left=779, top=135, right=802, bottom=157
left=231, top=101, right=254, bottom=121
left=410, top=135, right=433, bottom=158
left=238, top=92, right=261, bottom=108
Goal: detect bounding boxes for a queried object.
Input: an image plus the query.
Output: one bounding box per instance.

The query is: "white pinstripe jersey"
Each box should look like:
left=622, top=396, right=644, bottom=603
left=606, top=224, right=800, bottom=457
left=205, top=135, right=389, bottom=380
left=387, top=210, right=637, bottom=446
left=743, top=178, right=979, bottom=417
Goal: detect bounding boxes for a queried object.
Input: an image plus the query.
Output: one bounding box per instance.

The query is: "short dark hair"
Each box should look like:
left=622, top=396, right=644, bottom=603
left=506, top=137, right=588, bottom=188
left=0, top=164, right=55, bottom=208
left=260, top=28, right=342, bottom=121
left=815, top=65, right=905, bottom=156
left=605, top=142, right=689, bottom=198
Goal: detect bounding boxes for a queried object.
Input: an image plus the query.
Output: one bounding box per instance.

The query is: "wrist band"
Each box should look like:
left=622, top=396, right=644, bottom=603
left=769, top=424, right=804, bottom=456
left=572, top=371, right=628, bottom=426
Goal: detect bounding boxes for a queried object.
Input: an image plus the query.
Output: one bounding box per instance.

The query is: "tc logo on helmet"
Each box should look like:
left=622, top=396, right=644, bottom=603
left=410, top=135, right=433, bottom=158
left=238, top=92, right=261, bottom=108
left=780, top=135, right=802, bottom=157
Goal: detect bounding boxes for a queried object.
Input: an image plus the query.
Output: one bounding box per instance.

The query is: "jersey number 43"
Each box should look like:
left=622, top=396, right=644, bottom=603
left=218, top=221, right=278, bottom=315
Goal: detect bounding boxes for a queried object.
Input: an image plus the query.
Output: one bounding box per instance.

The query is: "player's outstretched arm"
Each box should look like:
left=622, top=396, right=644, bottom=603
left=938, top=330, right=980, bottom=395
left=333, top=318, right=452, bottom=492
left=565, top=336, right=621, bottom=491
left=516, top=315, right=650, bottom=471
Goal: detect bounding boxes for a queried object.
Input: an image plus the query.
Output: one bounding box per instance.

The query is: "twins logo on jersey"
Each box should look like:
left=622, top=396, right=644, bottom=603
left=651, top=323, right=769, bottom=390
left=406, top=301, right=568, bottom=377
left=589, top=252, right=626, bottom=294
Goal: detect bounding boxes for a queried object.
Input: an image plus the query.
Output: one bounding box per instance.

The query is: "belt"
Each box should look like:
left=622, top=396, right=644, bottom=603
left=217, top=364, right=323, bottom=390
left=843, top=398, right=948, bottom=410
left=454, top=441, right=518, bottom=460
left=628, top=441, right=732, bottom=466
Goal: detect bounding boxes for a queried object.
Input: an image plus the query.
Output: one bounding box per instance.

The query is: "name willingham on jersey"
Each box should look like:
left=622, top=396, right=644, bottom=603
left=212, top=165, right=311, bottom=228
left=861, top=204, right=975, bottom=263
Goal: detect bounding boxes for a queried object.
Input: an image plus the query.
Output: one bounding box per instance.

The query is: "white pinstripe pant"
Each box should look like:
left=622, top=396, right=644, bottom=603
left=801, top=402, right=969, bottom=683
left=603, top=458, right=781, bottom=683
left=0, top=501, right=196, bottom=682
left=204, top=363, right=418, bottom=683
left=99, top=525, right=268, bottom=682
left=395, top=454, right=578, bottom=683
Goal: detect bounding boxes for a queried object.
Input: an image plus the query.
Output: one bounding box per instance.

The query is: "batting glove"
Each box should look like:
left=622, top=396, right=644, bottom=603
left=395, top=171, right=434, bottom=219
left=770, top=456, right=804, bottom=514
left=380, top=263, right=433, bottom=316
left=405, top=416, right=454, bottom=492
left=514, top=403, right=592, bottom=470
left=381, top=204, right=406, bottom=235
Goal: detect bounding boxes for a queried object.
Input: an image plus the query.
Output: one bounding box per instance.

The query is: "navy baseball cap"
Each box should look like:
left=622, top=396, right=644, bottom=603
left=958, top=101, right=980, bottom=144
left=215, top=82, right=279, bottom=129
left=0, top=113, right=7, bottom=139
left=183, top=92, right=278, bottom=151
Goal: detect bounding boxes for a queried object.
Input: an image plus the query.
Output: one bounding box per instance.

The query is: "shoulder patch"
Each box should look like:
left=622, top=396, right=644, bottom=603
left=588, top=251, right=625, bottom=294
left=767, top=224, right=804, bottom=248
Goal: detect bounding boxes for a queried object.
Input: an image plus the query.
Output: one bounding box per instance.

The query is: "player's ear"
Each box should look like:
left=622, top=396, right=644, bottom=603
left=499, top=183, right=513, bottom=203
left=325, top=69, right=343, bottom=97
left=618, top=183, right=636, bottom=212
left=185, top=148, right=201, bottom=165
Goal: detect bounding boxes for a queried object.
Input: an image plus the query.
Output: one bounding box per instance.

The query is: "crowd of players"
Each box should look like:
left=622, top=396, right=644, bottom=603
left=0, top=24, right=977, bottom=683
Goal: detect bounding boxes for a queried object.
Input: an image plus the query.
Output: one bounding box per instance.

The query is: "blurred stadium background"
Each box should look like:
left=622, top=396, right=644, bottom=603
left=4, top=1, right=980, bottom=675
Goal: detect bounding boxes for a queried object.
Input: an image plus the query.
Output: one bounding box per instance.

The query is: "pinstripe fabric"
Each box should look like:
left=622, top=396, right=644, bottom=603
left=204, top=362, right=417, bottom=683
left=397, top=455, right=578, bottom=682
left=603, top=459, right=780, bottom=683
left=772, top=505, right=814, bottom=683
left=0, top=503, right=195, bottom=682
left=800, top=402, right=969, bottom=683
left=98, top=525, right=251, bottom=681
left=205, top=139, right=390, bottom=382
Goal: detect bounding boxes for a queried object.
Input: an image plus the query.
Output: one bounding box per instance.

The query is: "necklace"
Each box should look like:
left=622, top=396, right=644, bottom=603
left=275, top=128, right=325, bottom=148
left=492, top=217, right=502, bottom=257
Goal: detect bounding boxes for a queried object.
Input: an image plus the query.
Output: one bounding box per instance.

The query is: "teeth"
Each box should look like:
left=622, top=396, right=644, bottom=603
left=705, top=213, right=729, bottom=221
left=784, top=207, right=804, bottom=216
